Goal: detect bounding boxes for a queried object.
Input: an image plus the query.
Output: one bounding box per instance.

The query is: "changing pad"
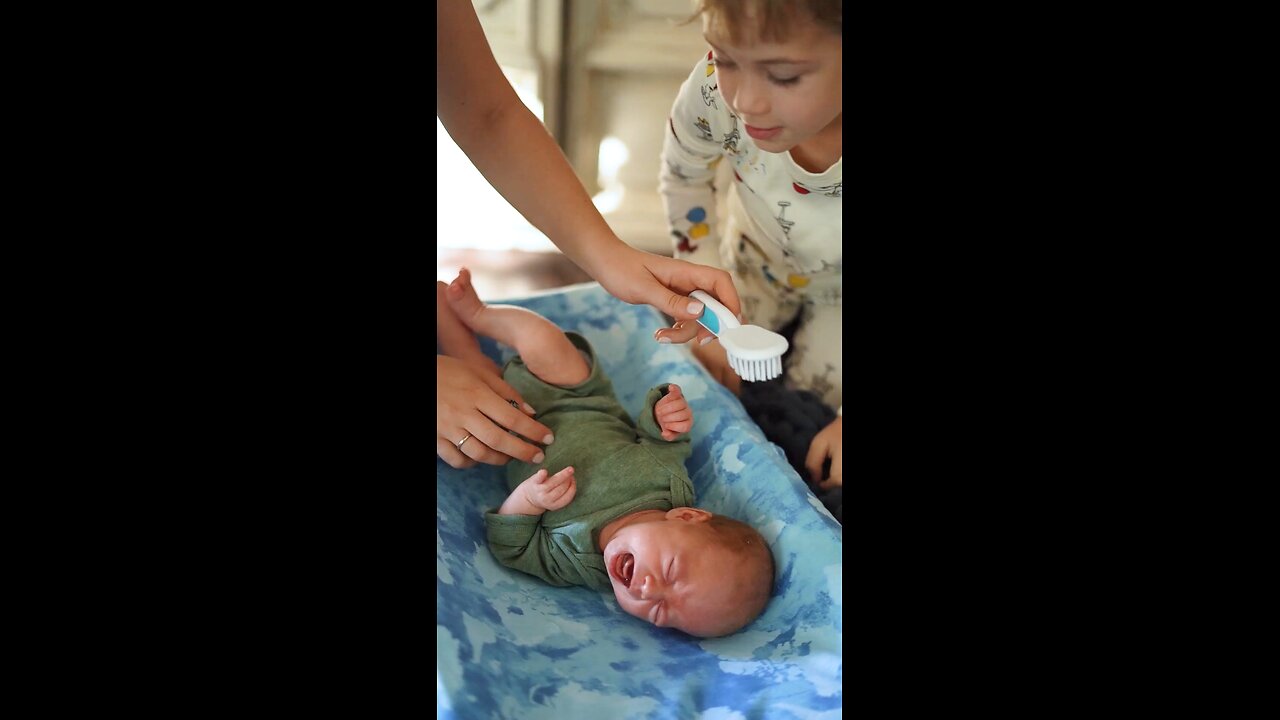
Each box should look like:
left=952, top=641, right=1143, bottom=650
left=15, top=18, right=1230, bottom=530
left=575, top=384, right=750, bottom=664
left=437, top=282, right=842, bottom=719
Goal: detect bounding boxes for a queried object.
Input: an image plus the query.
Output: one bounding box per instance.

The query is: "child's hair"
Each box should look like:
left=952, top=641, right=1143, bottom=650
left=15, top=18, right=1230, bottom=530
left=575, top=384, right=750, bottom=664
left=708, top=515, right=775, bottom=633
left=691, top=0, right=842, bottom=44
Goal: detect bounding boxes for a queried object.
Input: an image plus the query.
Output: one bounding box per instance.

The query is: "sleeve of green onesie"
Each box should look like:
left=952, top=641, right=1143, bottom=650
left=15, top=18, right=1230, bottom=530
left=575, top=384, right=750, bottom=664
left=484, top=512, right=582, bottom=587
left=634, top=384, right=695, bottom=507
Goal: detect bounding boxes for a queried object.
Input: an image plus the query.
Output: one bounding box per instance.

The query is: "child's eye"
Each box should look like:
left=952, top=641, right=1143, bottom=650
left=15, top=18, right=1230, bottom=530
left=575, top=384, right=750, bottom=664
left=713, top=57, right=737, bottom=69
left=769, top=75, right=801, bottom=87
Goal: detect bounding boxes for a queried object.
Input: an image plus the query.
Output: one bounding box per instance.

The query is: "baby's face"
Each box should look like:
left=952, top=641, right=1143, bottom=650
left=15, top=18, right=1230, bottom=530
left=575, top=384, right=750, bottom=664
left=602, top=512, right=750, bottom=637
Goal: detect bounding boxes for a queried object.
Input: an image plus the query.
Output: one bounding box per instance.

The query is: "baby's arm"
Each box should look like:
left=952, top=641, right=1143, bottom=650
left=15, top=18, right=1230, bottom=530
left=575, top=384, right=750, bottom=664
left=498, top=466, right=577, bottom=516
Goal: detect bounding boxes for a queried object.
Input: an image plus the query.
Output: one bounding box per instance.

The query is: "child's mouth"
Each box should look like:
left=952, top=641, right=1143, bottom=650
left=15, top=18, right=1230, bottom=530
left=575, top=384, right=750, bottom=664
left=744, top=124, right=782, bottom=141
left=614, top=553, right=634, bottom=588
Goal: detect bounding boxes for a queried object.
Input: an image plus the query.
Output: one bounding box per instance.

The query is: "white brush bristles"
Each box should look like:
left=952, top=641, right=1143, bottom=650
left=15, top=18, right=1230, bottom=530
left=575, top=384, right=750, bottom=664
left=728, top=354, right=784, bottom=382
left=718, top=326, right=788, bottom=382
left=690, top=289, right=788, bottom=383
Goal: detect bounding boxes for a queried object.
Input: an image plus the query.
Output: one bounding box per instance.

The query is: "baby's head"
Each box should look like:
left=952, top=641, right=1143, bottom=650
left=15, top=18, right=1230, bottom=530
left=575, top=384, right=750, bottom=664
left=692, top=0, right=842, bottom=155
left=602, top=507, right=774, bottom=638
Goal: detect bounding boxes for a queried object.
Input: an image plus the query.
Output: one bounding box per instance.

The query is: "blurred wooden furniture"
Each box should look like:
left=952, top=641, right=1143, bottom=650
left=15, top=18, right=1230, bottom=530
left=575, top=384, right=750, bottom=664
left=436, top=248, right=593, bottom=300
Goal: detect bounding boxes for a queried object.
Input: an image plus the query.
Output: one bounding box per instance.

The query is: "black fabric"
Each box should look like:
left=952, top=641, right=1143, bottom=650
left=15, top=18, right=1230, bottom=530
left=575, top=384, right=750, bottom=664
left=739, top=379, right=841, bottom=524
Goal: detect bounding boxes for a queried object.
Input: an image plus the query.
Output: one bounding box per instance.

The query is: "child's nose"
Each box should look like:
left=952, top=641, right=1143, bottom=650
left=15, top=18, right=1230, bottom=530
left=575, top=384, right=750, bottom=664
left=732, top=75, right=770, bottom=116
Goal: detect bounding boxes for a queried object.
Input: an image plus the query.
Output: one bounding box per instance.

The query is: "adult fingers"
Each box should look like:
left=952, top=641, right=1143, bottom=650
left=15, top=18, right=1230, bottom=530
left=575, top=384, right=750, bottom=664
left=655, top=284, right=710, bottom=324
left=817, top=474, right=842, bottom=490
left=703, top=271, right=742, bottom=319
left=665, top=262, right=747, bottom=317
left=654, top=320, right=700, bottom=345
left=466, top=418, right=546, bottom=466
left=472, top=369, right=540, bottom=420
left=473, top=379, right=554, bottom=449
left=437, top=437, right=478, bottom=469
left=456, top=428, right=515, bottom=466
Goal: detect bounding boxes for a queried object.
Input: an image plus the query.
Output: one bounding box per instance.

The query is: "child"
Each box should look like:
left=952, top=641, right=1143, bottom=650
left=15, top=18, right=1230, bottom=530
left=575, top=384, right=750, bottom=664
left=658, top=0, right=842, bottom=490
left=441, top=268, right=774, bottom=638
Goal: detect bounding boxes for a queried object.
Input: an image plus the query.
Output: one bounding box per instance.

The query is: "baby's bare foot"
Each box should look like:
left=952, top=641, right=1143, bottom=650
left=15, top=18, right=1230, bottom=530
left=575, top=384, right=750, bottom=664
left=447, top=267, right=487, bottom=328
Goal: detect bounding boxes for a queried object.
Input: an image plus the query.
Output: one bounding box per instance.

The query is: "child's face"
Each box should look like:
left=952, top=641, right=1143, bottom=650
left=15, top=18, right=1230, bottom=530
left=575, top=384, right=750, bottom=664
left=602, top=509, right=752, bottom=637
left=703, top=14, right=842, bottom=155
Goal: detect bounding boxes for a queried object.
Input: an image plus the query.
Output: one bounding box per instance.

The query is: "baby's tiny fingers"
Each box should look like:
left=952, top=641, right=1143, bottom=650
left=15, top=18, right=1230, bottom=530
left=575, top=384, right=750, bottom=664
left=659, top=408, right=692, bottom=424
left=548, top=479, right=575, bottom=503
left=546, top=466, right=574, bottom=485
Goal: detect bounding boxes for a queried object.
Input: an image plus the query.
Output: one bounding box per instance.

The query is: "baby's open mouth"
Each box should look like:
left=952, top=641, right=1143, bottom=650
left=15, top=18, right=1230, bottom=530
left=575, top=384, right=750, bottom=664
left=614, top=553, right=634, bottom=588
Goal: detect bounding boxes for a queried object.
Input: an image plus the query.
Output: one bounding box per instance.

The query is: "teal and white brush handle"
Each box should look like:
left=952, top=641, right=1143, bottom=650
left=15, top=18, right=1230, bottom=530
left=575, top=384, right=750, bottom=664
left=690, top=290, right=789, bottom=382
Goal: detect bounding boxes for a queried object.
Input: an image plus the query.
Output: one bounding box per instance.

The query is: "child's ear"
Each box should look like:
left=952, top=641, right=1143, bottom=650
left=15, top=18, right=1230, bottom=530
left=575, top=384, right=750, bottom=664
left=666, top=507, right=712, bottom=523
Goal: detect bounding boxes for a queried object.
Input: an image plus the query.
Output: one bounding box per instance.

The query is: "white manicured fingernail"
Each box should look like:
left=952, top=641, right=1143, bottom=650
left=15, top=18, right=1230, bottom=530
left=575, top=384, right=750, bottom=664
left=532, top=452, right=545, bottom=464
left=543, top=434, right=555, bottom=445
left=687, top=301, right=704, bottom=314
left=699, top=336, right=713, bottom=346
left=657, top=337, right=671, bottom=344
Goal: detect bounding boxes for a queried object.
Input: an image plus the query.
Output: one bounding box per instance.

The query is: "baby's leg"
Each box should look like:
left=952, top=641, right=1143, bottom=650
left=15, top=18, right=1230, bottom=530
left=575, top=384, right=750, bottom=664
left=437, top=281, right=502, bottom=376
left=446, top=268, right=589, bottom=386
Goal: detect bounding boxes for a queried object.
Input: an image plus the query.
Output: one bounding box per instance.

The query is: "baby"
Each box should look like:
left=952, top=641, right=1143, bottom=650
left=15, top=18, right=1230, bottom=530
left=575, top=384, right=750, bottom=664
left=441, top=269, right=774, bottom=638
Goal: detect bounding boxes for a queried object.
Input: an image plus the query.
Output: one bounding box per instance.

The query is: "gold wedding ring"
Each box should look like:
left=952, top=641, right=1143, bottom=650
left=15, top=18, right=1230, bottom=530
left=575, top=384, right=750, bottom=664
left=457, top=433, right=473, bottom=450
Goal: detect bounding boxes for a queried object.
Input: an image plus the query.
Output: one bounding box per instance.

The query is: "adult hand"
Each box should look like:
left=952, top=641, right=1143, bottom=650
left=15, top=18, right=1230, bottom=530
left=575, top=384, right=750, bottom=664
left=590, top=245, right=741, bottom=345
left=437, top=355, right=555, bottom=468
left=689, top=338, right=742, bottom=396
left=806, top=416, right=843, bottom=490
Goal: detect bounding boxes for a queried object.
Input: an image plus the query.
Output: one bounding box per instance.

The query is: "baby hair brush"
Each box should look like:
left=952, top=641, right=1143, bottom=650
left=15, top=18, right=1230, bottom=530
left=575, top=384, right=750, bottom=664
left=690, top=290, right=788, bottom=381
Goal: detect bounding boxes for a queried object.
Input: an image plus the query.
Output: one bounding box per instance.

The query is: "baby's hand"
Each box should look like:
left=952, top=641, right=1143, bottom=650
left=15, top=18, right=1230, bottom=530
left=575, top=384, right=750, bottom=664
left=520, top=466, right=577, bottom=511
left=655, top=384, right=693, bottom=441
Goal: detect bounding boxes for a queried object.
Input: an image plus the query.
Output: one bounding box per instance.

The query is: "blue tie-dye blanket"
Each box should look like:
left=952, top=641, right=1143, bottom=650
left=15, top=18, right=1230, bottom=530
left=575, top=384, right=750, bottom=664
left=437, top=283, right=843, bottom=720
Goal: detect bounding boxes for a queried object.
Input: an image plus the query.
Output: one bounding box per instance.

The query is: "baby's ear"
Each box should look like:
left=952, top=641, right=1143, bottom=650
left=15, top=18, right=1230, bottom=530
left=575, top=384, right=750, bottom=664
left=666, top=507, right=711, bottom=523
